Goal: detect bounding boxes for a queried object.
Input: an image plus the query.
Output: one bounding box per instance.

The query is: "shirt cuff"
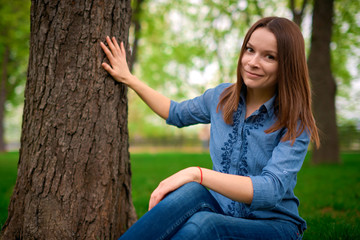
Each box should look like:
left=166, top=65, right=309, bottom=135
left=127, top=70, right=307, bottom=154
left=165, top=100, right=179, bottom=126
left=249, top=175, right=278, bottom=211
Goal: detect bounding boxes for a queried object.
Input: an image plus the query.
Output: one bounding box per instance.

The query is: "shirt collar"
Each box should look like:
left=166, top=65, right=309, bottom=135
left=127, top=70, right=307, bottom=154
left=239, top=86, right=277, bottom=118
left=262, top=93, right=277, bottom=118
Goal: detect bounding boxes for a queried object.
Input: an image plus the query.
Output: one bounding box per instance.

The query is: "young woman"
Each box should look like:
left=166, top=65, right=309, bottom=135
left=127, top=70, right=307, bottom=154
left=101, top=16, right=319, bottom=240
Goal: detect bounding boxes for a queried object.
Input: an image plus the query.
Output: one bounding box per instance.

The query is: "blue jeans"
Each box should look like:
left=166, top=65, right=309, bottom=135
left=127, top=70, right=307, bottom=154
left=119, top=182, right=302, bottom=240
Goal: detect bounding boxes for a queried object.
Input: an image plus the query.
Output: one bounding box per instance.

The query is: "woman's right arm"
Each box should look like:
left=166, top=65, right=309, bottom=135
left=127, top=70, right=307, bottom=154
left=100, top=36, right=170, bottom=120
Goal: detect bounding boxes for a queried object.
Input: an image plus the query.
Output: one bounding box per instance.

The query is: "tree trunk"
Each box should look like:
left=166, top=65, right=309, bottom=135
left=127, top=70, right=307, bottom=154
left=129, top=0, right=145, bottom=72
left=308, top=0, right=340, bottom=164
left=1, top=1, right=137, bottom=239
left=0, top=46, right=9, bottom=152
left=289, top=0, right=308, bottom=26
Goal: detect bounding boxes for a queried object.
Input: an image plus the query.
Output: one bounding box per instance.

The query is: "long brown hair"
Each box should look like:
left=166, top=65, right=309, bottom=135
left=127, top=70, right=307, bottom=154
left=217, top=17, right=320, bottom=147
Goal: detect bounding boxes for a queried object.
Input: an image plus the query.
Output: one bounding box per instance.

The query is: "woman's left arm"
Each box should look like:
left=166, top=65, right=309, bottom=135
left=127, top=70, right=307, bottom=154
left=149, top=129, right=310, bottom=211
left=148, top=167, right=253, bottom=210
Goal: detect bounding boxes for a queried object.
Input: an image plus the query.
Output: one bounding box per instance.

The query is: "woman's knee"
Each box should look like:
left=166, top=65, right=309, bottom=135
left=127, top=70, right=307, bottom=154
left=166, top=182, right=208, bottom=202
left=161, top=182, right=222, bottom=213
left=179, top=182, right=206, bottom=193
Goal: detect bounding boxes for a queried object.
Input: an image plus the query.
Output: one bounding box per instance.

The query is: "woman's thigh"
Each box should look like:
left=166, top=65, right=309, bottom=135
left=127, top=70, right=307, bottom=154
left=171, top=211, right=301, bottom=240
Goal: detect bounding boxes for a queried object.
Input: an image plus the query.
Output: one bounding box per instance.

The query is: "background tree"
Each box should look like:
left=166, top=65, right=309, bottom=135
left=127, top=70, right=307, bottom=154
left=289, top=0, right=308, bottom=26
left=308, top=0, right=340, bottom=163
left=289, top=0, right=360, bottom=162
left=130, top=0, right=145, bottom=72
left=1, top=0, right=136, bottom=239
left=0, top=0, right=30, bottom=152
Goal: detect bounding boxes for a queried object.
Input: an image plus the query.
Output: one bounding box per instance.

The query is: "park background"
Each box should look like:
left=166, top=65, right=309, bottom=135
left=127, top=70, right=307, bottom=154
left=0, top=0, right=359, bottom=239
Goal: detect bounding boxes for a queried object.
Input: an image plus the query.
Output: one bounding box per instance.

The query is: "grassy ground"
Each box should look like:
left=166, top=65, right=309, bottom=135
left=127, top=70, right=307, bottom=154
left=0, top=151, right=18, bottom=227
left=295, top=152, right=360, bottom=239
left=0, top=151, right=359, bottom=239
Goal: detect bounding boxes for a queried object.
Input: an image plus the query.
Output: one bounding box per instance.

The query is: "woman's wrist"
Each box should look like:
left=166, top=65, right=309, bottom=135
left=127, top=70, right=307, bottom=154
left=196, top=166, right=202, bottom=184
left=188, top=167, right=202, bottom=184
left=127, top=75, right=144, bottom=91
left=119, top=74, right=134, bottom=87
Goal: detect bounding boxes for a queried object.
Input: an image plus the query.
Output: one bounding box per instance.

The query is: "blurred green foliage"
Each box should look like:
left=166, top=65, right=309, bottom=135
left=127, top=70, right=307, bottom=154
left=0, top=0, right=30, bottom=142
left=128, top=0, right=360, bottom=144
left=0, top=0, right=359, bottom=148
left=332, top=0, right=360, bottom=88
left=128, top=0, right=277, bottom=140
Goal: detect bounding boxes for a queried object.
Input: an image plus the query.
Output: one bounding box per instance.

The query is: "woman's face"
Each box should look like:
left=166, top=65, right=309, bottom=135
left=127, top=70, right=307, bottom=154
left=241, top=27, right=278, bottom=96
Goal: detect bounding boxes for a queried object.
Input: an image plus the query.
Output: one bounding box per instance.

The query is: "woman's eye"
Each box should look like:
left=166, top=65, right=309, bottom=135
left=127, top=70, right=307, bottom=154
left=246, top=47, right=254, bottom=53
left=266, top=55, right=276, bottom=60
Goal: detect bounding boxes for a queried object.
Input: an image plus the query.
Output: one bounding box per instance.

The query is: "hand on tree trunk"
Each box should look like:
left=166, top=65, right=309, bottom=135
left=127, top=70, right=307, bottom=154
left=100, top=36, right=133, bottom=85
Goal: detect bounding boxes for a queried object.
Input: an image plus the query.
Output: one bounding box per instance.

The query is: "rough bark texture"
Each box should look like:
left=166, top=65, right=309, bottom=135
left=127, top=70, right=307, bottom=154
left=308, top=0, right=340, bottom=164
left=1, top=0, right=137, bottom=239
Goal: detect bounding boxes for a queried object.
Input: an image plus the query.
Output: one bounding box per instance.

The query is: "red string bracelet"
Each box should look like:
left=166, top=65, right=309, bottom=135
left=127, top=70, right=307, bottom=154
left=197, top=166, right=203, bottom=184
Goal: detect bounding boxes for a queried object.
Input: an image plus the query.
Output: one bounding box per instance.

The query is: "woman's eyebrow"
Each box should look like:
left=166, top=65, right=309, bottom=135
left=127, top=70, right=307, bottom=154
left=264, top=50, right=277, bottom=55
left=246, top=42, right=254, bottom=47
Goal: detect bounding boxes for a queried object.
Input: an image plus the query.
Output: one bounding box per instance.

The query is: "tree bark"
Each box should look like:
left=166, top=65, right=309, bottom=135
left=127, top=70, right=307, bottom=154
left=0, top=46, right=9, bottom=152
left=308, top=0, right=340, bottom=164
left=1, top=1, right=137, bottom=239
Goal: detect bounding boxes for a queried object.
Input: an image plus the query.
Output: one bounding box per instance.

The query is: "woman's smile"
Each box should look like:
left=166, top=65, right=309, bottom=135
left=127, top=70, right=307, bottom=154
left=243, top=69, right=264, bottom=79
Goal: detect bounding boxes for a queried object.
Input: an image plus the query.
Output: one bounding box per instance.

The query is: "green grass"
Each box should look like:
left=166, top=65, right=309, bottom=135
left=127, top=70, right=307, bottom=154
left=1, top=151, right=359, bottom=239
left=295, top=153, right=360, bottom=239
left=0, top=151, right=19, bottom=226
left=130, top=152, right=213, bottom=217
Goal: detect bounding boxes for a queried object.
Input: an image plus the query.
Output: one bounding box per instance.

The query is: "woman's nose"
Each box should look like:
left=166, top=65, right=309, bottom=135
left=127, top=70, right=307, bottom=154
left=248, top=55, right=260, bottom=68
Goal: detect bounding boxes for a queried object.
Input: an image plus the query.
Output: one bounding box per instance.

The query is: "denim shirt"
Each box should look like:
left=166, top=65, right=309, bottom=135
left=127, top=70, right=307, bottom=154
left=166, top=83, right=308, bottom=232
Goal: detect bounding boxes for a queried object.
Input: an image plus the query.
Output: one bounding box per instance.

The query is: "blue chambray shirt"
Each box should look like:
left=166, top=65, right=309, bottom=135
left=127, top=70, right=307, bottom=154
left=166, top=83, right=308, bottom=232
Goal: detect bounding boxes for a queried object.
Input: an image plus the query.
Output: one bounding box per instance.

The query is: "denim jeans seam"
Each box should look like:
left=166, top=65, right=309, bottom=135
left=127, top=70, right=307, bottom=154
left=158, top=203, right=218, bottom=240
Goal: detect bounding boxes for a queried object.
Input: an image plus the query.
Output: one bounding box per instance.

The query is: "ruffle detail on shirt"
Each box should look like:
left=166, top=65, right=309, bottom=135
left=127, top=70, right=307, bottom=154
left=220, top=108, right=242, bottom=173
left=221, top=105, right=267, bottom=218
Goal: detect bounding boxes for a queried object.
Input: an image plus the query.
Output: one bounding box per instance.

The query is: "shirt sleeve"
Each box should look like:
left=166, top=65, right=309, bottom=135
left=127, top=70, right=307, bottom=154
left=249, top=129, right=310, bottom=210
left=166, top=87, right=215, bottom=128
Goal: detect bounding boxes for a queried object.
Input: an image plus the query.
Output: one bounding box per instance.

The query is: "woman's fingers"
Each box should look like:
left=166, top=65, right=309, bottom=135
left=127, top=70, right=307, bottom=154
left=148, top=168, right=198, bottom=211
left=148, top=191, right=161, bottom=210
left=101, top=62, right=114, bottom=75
left=105, top=36, right=118, bottom=56
left=149, top=181, right=170, bottom=210
left=120, top=41, right=126, bottom=56
left=106, top=36, right=125, bottom=59
left=112, top=37, right=121, bottom=52
left=149, top=182, right=168, bottom=210
left=100, top=41, right=114, bottom=62
left=101, top=37, right=126, bottom=64
left=100, top=36, right=132, bottom=83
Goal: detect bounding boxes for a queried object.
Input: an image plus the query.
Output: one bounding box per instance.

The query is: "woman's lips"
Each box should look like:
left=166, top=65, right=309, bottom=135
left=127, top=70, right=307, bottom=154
left=244, top=70, right=263, bottom=79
